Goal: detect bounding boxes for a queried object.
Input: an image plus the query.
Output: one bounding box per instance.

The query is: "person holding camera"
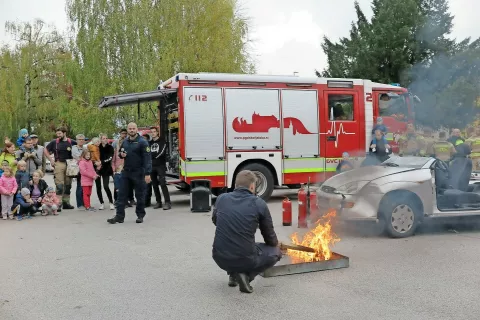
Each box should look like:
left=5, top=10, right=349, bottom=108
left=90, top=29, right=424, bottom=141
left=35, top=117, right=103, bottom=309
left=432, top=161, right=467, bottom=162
left=15, top=137, right=41, bottom=177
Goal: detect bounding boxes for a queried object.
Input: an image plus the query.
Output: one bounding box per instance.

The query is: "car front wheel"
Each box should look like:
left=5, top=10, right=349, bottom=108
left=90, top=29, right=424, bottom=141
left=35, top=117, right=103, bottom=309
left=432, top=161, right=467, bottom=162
left=381, top=199, right=421, bottom=238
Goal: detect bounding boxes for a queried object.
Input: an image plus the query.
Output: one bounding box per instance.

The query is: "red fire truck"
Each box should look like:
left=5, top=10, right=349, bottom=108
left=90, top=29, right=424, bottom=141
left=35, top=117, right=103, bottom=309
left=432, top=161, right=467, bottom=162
left=99, top=73, right=419, bottom=200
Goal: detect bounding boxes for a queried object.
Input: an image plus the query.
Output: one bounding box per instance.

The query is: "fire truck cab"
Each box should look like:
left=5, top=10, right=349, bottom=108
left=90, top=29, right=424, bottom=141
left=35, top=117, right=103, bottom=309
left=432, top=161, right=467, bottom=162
left=99, top=72, right=418, bottom=201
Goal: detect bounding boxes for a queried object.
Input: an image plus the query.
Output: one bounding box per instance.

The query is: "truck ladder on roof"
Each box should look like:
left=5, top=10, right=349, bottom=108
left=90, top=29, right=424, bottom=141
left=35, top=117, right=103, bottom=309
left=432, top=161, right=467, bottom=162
left=98, top=89, right=177, bottom=109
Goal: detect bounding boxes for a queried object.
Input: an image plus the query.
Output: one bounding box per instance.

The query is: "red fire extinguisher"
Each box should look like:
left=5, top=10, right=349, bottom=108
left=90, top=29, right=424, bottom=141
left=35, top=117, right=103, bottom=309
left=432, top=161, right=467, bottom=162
left=298, top=186, right=308, bottom=228
left=282, top=197, right=292, bottom=226
left=309, top=190, right=318, bottom=220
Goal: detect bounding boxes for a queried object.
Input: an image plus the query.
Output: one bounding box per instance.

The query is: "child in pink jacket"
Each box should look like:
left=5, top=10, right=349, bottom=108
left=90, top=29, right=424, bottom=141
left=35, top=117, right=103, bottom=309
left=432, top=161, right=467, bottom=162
left=79, top=150, right=99, bottom=212
left=0, top=167, right=18, bottom=219
left=41, top=186, right=60, bottom=216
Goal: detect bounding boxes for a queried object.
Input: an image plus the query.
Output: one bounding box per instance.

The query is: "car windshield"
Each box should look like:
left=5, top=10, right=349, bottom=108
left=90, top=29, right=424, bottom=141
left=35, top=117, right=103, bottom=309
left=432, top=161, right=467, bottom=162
left=381, top=156, right=429, bottom=168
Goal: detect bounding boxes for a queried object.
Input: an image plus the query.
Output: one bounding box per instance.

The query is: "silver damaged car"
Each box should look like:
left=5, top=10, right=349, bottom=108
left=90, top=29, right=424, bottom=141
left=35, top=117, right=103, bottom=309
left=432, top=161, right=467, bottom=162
left=317, top=156, right=480, bottom=238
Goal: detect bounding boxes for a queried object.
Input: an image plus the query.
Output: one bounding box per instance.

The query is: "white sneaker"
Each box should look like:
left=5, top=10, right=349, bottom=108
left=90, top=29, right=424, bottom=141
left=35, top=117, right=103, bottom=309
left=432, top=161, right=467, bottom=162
left=109, top=203, right=114, bottom=210
left=99, top=204, right=105, bottom=210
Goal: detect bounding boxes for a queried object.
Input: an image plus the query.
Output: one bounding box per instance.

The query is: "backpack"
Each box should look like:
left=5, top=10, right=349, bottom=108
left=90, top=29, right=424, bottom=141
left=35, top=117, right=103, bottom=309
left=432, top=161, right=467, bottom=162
left=55, top=138, right=78, bottom=176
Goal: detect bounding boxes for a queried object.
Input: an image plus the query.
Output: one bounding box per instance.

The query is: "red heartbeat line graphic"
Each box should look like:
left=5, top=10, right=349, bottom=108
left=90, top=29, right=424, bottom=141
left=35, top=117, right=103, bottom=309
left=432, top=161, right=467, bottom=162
left=319, top=122, right=355, bottom=148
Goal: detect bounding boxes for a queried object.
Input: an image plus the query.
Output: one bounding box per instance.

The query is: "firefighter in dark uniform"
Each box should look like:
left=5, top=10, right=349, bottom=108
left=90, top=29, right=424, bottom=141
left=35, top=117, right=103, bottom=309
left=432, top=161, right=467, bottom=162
left=212, top=170, right=282, bottom=294
left=108, top=122, right=152, bottom=224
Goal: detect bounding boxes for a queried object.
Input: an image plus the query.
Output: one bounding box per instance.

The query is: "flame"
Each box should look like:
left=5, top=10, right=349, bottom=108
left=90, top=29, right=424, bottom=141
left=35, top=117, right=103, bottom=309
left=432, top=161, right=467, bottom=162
left=286, top=209, right=341, bottom=263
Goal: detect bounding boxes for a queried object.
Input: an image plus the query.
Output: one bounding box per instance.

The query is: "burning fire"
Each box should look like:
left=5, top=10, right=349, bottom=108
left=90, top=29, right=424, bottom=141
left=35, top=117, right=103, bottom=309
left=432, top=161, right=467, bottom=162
left=287, top=209, right=340, bottom=263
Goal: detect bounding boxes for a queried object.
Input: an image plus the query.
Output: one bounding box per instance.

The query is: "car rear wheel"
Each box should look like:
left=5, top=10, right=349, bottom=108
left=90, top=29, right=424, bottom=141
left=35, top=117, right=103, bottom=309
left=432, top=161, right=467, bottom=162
left=382, top=199, right=421, bottom=238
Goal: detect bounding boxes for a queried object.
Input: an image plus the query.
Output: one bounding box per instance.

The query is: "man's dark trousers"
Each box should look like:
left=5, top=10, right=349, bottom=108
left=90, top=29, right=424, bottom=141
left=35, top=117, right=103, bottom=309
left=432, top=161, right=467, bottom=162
left=148, top=164, right=170, bottom=204
left=115, top=169, right=146, bottom=220
left=213, top=243, right=282, bottom=280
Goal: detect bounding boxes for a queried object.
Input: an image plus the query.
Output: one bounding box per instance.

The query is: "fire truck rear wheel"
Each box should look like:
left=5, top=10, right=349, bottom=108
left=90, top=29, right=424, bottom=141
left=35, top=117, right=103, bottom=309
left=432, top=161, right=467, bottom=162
left=240, top=163, right=274, bottom=201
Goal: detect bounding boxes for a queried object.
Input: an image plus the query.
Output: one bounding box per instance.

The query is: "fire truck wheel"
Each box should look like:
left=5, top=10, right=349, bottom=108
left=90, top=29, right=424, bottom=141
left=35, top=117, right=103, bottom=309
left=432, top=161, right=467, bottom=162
left=240, top=163, right=274, bottom=201
left=381, top=197, right=421, bottom=238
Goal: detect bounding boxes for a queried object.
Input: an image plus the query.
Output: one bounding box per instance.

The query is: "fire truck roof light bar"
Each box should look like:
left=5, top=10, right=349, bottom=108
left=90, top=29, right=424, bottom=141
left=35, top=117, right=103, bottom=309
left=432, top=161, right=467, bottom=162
left=327, top=80, right=354, bottom=89
left=261, top=252, right=349, bottom=277
left=98, top=89, right=177, bottom=108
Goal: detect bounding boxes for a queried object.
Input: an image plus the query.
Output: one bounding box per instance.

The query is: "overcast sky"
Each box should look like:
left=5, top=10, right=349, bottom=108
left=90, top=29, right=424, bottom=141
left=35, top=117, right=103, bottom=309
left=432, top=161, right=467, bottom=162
left=0, top=0, right=478, bottom=77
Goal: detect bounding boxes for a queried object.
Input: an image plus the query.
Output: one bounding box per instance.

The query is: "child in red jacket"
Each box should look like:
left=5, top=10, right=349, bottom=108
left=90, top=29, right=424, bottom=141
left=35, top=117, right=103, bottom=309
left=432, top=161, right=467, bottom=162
left=79, top=150, right=99, bottom=212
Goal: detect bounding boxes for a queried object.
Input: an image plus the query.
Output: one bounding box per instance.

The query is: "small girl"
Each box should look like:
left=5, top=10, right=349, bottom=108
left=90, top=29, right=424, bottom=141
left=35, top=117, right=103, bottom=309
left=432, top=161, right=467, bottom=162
left=0, top=167, right=18, bottom=220
left=29, top=170, right=48, bottom=212
left=79, top=150, right=99, bottom=212
left=336, top=152, right=354, bottom=174
left=370, top=129, right=390, bottom=153
left=87, top=137, right=102, bottom=171
left=15, top=160, right=30, bottom=192
left=41, top=187, right=60, bottom=216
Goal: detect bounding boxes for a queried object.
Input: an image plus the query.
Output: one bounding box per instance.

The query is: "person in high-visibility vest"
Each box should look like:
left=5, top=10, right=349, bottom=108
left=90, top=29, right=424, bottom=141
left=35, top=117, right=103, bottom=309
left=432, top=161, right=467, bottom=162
left=466, top=127, right=480, bottom=171
left=428, top=131, right=456, bottom=162
left=398, top=123, right=426, bottom=156
left=422, top=127, right=435, bottom=157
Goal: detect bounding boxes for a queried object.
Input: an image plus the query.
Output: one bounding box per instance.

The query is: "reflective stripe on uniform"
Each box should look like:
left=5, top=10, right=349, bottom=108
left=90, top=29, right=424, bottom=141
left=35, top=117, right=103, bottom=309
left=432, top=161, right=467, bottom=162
left=180, top=159, right=225, bottom=177
left=386, top=132, right=394, bottom=141
left=283, top=158, right=334, bottom=173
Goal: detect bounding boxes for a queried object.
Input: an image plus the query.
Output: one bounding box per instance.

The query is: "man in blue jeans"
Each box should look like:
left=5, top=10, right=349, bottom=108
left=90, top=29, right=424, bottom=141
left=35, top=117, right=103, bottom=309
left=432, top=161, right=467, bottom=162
left=212, top=170, right=282, bottom=293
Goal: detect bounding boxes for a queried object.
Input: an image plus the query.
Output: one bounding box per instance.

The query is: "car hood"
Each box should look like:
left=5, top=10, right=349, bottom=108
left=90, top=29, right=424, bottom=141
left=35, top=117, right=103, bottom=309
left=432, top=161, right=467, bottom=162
left=323, top=166, right=418, bottom=188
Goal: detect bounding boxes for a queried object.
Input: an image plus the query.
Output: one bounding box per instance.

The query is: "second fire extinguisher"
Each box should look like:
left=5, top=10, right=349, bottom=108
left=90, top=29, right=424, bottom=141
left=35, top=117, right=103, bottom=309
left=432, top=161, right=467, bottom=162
left=282, top=197, right=292, bottom=226
left=298, top=186, right=308, bottom=228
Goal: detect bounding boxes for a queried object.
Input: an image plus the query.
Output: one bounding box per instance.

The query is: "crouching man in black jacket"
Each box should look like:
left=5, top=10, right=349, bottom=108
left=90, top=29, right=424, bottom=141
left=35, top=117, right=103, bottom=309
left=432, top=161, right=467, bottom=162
left=212, top=170, right=282, bottom=293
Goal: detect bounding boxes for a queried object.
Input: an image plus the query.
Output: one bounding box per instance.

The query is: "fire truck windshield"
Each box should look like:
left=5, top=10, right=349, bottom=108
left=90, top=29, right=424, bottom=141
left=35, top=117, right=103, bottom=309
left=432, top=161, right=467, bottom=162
left=378, top=93, right=409, bottom=121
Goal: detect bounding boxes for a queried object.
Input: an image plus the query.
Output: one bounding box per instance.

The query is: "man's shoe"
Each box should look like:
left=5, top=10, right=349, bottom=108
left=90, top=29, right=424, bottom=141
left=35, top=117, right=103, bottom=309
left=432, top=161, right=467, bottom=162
left=228, top=275, right=238, bottom=287
left=63, top=203, right=74, bottom=210
left=136, top=217, right=143, bottom=223
left=130, top=200, right=137, bottom=205
left=153, top=203, right=162, bottom=209
left=163, top=203, right=172, bottom=210
left=235, top=273, right=253, bottom=293
left=107, top=216, right=124, bottom=224
left=127, top=201, right=133, bottom=207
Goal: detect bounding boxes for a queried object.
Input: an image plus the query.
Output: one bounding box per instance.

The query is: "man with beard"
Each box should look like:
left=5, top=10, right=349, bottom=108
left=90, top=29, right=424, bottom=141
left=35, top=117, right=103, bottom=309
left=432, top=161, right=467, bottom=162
left=44, top=127, right=77, bottom=211
left=147, top=126, right=171, bottom=210
left=212, top=170, right=282, bottom=293
left=107, top=122, right=151, bottom=224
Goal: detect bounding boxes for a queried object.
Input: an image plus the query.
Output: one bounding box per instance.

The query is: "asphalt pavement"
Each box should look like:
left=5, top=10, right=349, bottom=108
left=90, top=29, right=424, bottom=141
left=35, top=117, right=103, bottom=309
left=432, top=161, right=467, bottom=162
left=1, top=173, right=480, bottom=320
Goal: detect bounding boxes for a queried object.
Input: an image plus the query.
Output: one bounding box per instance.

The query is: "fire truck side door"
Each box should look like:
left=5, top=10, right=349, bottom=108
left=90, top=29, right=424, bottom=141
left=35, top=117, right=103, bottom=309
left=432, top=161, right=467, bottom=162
left=322, top=90, right=361, bottom=173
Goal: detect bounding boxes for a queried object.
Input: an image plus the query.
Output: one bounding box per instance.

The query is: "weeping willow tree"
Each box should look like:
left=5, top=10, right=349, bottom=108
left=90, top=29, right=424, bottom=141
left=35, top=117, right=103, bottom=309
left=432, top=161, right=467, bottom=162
left=66, top=0, right=254, bottom=130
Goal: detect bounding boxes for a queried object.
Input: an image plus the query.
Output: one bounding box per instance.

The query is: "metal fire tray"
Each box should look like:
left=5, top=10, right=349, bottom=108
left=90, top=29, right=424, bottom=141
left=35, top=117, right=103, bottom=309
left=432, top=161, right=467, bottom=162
left=260, top=252, right=349, bottom=277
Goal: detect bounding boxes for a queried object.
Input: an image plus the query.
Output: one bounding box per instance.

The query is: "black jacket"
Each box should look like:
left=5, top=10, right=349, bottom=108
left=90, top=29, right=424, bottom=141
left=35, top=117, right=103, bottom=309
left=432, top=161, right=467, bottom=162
left=212, top=188, right=278, bottom=262
left=119, top=134, right=152, bottom=175
left=149, top=137, right=167, bottom=167
left=29, top=179, right=48, bottom=196
left=98, top=143, right=114, bottom=176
